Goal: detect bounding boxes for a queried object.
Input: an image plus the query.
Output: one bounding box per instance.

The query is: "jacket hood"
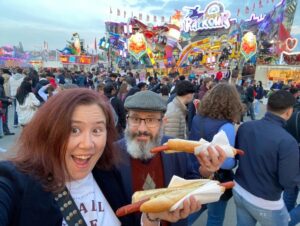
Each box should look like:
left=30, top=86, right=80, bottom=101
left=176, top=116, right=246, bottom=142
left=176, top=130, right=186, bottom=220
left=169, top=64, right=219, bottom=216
left=12, top=73, right=24, bottom=80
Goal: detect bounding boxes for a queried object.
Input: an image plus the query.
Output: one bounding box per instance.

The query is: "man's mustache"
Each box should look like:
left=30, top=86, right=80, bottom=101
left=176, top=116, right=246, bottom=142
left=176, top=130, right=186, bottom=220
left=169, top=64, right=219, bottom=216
left=132, top=131, right=152, bottom=138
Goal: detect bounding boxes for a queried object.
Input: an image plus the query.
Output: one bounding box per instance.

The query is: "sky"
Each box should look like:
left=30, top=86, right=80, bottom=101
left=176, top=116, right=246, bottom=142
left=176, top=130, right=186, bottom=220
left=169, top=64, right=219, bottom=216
left=0, top=0, right=299, bottom=51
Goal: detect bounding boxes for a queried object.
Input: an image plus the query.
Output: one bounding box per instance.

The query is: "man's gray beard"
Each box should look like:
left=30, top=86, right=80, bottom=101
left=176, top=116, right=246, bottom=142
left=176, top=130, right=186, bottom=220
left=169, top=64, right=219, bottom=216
left=124, top=127, right=163, bottom=161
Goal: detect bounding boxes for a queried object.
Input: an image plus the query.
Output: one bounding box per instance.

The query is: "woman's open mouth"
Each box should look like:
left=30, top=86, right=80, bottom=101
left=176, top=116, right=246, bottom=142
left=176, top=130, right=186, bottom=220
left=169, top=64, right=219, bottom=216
left=72, top=155, right=92, bottom=168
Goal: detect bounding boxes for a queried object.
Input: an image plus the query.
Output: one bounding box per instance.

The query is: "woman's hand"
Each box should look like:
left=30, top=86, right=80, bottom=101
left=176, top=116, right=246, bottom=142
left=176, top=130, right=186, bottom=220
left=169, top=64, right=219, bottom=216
left=142, top=196, right=201, bottom=225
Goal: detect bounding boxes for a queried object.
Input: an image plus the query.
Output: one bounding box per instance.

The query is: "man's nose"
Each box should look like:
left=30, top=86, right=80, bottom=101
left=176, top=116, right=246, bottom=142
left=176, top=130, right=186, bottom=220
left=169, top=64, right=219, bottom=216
left=138, top=119, right=147, bottom=131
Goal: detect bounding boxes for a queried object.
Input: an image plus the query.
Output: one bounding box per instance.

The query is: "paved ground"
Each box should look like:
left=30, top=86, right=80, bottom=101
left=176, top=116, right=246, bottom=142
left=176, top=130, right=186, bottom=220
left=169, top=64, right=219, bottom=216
left=2, top=102, right=298, bottom=226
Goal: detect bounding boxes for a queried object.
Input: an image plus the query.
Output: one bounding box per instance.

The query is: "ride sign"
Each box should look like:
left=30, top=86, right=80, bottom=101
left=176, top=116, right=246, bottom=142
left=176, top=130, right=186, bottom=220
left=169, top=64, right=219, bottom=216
left=181, top=1, right=234, bottom=33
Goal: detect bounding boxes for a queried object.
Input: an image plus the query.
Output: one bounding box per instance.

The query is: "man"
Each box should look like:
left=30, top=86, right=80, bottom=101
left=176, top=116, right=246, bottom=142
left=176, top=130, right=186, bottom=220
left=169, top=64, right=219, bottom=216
left=244, top=80, right=256, bottom=120
left=223, top=67, right=231, bottom=81
left=164, top=80, right=195, bottom=139
left=34, top=72, right=50, bottom=103
left=104, top=83, right=126, bottom=138
left=231, top=66, right=239, bottom=85
left=9, top=67, right=24, bottom=127
left=233, top=90, right=300, bottom=226
left=116, top=90, right=227, bottom=226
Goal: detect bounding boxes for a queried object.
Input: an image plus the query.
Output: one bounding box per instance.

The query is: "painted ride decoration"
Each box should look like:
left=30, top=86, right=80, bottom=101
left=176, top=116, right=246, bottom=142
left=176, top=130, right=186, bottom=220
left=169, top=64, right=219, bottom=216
left=102, top=0, right=298, bottom=75
left=58, top=33, right=98, bottom=65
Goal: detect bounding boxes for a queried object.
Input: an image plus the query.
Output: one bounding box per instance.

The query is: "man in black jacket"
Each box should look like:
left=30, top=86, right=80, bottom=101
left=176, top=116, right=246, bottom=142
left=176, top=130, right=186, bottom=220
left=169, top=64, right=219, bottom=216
left=104, top=83, right=126, bottom=138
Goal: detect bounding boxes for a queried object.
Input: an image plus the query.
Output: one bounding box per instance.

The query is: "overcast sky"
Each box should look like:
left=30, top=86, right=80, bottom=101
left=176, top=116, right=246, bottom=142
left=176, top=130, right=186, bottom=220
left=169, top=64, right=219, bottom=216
left=0, top=0, right=299, bottom=51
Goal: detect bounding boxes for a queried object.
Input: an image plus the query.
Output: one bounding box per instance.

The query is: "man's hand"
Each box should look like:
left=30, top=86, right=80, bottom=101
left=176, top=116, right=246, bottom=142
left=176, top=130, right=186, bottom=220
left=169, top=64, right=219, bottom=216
left=197, top=145, right=227, bottom=178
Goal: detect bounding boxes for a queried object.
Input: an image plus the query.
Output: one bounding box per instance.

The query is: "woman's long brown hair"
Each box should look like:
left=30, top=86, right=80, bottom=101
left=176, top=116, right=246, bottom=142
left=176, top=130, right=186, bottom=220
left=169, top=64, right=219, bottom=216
left=11, top=88, right=118, bottom=192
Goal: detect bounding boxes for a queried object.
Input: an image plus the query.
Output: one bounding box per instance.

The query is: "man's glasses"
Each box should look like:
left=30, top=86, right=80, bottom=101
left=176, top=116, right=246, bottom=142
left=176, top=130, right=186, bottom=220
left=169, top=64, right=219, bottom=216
left=127, top=116, right=161, bottom=128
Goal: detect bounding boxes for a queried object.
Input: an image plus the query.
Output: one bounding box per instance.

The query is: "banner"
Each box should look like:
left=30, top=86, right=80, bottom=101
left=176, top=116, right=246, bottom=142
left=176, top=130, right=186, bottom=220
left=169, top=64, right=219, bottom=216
left=268, top=69, right=300, bottom=82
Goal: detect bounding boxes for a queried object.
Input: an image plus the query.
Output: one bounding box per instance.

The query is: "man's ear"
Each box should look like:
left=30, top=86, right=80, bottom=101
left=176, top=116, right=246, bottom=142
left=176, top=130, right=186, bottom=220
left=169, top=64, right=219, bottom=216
left=162, top=115, right=167, bottom=125
left=285, top=107, right=293, bottom=120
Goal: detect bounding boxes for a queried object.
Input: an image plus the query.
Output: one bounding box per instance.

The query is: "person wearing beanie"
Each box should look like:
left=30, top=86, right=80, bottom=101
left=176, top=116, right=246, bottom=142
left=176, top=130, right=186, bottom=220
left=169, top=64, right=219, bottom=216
left=114, top=90, right=228, bottom=226
left=163, top=80, right=195, bottom=139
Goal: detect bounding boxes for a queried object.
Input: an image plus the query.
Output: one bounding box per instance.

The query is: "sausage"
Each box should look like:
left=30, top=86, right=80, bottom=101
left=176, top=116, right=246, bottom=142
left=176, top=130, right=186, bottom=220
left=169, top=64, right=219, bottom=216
left=116, top=198, right=149, bottom=217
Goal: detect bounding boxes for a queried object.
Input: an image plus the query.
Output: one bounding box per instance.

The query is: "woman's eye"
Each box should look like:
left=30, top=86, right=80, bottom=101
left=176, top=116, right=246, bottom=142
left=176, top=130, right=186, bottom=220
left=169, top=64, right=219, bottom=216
left=71, top=127, right=80, bottom=134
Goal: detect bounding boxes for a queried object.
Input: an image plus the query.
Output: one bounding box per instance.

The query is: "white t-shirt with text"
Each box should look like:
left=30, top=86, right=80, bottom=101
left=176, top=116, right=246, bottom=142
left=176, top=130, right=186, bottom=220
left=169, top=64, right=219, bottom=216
left=62, top=173, right=121, bottom=226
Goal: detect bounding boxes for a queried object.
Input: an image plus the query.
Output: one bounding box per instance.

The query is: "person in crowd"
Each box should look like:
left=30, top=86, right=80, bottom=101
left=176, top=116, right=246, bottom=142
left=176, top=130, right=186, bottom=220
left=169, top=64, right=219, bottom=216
left=160, top=84, right=170, bottom=102
left=0, top=76, right=14, bottom=135
left=38, top=83, right=57, bottom=102
left=198, top=77, right=213, bottom=100
left=0, top=68, right=11, bottom=98
left=215, top=69, right=223, bottom=82
left=164, top=80, right=195, bottom=139
left=270, top=80, right=284, bottom=91
left=34, top=72, right=50, bottom=103
left=117, top=82, right=128, bottom=102
left=124, top=82, right=147, bottom=101
left=233, top=90, right=300, bottom=226
left=188, top=83, right=243, bottom=226
left=223, top=67, right=231, bottom=81
left=0, top=88, right=200, bottom=226
left=96, top=83, right=105, bottom=96
left=104, top=83, right=126, bottom=138
left=15, top=80, right=40, bottom=127
left=75, top=71, right=87, bottom=87
left=231, top=66, right=239, bottom=85
left=254, top=81, right=264, bottom=116
left=283, top=87, right=300, bottom=226
left=247, top=80, right=256, bottom=120
left=116, top=90, right=228, bottom=226
left=9, top=67, right=25, bottom=127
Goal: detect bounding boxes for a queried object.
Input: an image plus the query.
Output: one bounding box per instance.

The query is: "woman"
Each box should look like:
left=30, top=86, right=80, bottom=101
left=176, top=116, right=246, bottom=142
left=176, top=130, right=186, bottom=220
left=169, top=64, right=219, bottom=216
left=188, top=83, right=243, bottom=226
left=117, top=81, right=128, bottom=102
left=254, top=81, right=264, bottom=116
left=0, top=89, right=199, bottom=226
left=15, top=80, right=40, bottom=126
left=198, top=77, right=213, bottom=100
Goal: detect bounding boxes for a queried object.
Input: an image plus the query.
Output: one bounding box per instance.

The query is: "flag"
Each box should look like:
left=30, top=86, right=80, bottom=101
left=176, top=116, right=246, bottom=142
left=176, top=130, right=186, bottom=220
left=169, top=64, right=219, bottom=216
left=139, top=13, right=142, bottom=20
left=147, top=15, right=150, bottom=21
left=245, top=6, right=250, bottom=14
left=110, top=7, right=112, bottom=14
left=259, top=0, right=263, bottom=8
left=154, top=15, right=157, bottom=22
left=117, top=9, right=120, bottom=16
left=276, top=23, right=291, bottom=53
left=94, top=38, right=97, bottom=50
left=237, top=8, right=240, bottom=16
left=124, top=11, right=126, bottom=18
left=161, top=16, right=165, bottom=22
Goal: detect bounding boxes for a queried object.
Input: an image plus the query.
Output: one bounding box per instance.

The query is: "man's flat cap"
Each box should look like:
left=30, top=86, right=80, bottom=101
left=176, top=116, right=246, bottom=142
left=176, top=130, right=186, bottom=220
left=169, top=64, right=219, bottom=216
left=124, top=90, right=167, bottom=112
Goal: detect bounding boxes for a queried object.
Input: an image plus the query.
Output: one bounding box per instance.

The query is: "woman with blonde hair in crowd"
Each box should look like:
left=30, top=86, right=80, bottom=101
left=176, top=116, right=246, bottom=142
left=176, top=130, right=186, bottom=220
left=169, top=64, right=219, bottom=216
left=188, top=83, right=243, bottom=226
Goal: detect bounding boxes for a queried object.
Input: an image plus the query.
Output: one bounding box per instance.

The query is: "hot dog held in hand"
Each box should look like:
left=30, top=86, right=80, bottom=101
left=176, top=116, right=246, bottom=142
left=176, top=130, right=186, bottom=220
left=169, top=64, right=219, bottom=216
left=151, top=130, right=244, bottom=157
left=116, top=176, right=235, bottom=219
